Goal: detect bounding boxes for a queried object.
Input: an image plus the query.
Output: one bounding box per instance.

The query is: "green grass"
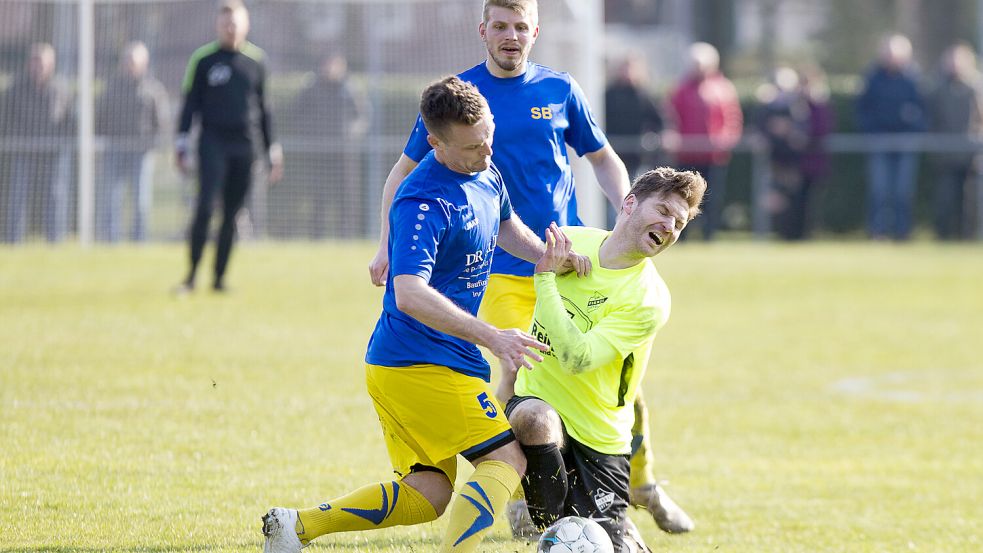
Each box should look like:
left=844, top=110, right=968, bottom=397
left=2, top=241, right=982, bottom=552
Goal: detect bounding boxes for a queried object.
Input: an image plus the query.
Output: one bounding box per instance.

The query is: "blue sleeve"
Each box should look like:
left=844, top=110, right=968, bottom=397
left=564, top=76, right=607, bottom=156
left=388, top=196, right=449, bottom=282
left=402, top=114, right=434, bottom=162
left=491, top=163, right=513, bottom=221
left=500, top=180, right=513, bottom=222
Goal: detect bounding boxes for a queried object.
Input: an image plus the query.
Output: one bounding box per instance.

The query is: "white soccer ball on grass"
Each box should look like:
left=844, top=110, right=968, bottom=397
left=536, top=515, right=614, bottom=553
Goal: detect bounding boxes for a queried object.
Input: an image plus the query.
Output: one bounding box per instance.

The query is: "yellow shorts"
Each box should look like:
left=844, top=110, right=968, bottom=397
left=478, top=273, right=535, bottom=331
left=365, top=363, right=513, bottom=483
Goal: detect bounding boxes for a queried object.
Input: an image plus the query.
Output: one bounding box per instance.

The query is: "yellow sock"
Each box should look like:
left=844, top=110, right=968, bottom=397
left=438, top=460, right=520, bottom=553
left=296, top=480, right=438, bottom=544
left=629, top=395, right=656, bottom=489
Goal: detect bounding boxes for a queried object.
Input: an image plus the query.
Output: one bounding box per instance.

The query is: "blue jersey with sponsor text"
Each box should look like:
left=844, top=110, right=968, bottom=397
left=403, top=61, right=607, bottom=277
left=366, top=151, right=513, bottom=380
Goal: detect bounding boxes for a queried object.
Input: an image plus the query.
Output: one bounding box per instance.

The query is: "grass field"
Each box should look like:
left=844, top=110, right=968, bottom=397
left=2, top=241, right=982, bottom=552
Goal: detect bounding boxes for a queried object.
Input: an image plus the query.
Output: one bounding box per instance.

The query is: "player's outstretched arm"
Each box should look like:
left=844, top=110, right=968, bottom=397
left=585, top=144, right=631, bottom=214
left=533, top=226, right=621, bottom=374
left=499, top=217, right=591, bottom=277
left=393, top=274, right=548, bottom=373
left=368, top=154, right=419, bottom=286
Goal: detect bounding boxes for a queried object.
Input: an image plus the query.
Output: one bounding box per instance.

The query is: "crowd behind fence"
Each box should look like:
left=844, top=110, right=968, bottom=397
left=1, top=0, right=981, bottom=244
left=0, top=0, right=604, bottom=244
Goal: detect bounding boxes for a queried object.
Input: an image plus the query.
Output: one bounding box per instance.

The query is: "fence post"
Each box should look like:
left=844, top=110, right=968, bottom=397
left=77, top=0, right=95, bottom=245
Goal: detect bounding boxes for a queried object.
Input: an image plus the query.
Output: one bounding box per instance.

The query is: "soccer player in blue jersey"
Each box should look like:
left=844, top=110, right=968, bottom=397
left=261, top=76, right=589, bottom=553
left=367, top=0, right=693, bottom=537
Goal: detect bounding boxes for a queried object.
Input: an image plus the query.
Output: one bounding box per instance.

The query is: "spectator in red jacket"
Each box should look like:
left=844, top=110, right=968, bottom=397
left=666, top=42, right=743, bottom=240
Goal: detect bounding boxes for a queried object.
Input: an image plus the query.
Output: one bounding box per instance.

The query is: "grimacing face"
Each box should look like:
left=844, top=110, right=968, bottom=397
left=623, top=191, right=690, bottom=257
left=479, top=6, right=539, bottom=75
left=429, top=110, right=495, bottom=174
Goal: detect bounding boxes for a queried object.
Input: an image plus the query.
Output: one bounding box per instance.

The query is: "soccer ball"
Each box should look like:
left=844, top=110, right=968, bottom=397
left=537, top=516, right=613, bottom=553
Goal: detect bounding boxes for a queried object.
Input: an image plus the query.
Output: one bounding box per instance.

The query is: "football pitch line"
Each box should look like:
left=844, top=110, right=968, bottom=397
left=829, top=369, right=983, bottom=403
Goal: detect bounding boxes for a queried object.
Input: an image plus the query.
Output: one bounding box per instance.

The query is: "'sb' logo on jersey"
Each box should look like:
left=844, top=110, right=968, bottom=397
left=530, top=106, right=553, bottom=119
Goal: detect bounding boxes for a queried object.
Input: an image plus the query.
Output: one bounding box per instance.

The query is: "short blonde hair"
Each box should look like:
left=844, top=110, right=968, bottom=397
left=482, top=0, right=538, bottom=23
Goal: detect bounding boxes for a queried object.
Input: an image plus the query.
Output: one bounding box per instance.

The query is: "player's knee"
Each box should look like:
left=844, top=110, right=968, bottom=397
left=474, top=440, right=526, bottom=479
left=402, top=470, right=453, bottom=516
left=509, top=401, right=563, bottom=446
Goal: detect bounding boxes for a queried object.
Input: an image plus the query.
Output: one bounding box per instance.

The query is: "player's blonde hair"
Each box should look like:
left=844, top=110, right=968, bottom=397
left=482, top=0, right=538, bottom=23
left=628, top=167, right=707, bottom=219
left=419, top=76, right=489, bottom=140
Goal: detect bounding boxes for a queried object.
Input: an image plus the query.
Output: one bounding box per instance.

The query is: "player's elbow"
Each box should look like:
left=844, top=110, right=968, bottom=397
left=393, top=287, right=416, bottom=315
left=557, top=348, right=594, bottom=375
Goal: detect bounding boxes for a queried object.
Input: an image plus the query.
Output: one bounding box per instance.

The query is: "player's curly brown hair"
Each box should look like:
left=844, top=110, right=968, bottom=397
left=419, top=76, right=489, bottom=141
left=628, top=167, right=707, bottom=219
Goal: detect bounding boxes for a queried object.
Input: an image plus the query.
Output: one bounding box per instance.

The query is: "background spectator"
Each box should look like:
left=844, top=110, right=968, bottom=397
left=926, top=42, right=983, bottom=241
left=95, top=40, right=169, bottom=243
left=757, top=64, right=834, bottom=241
left=757, top=66, right=811, bottom=240
left=605, top=52, right=664, bottom=180
left=666, top=42, right=743, bottom=241
left=284, top=53, right=367, bottom=239
left=1, top=42, right=74, bottom=243
left=796, top=64, right=835, bottom=240
left=856, top=34, right=926, bottom=241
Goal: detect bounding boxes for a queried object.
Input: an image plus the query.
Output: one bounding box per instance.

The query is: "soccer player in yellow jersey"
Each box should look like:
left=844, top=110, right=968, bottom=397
left=506, top=167, right=707, bottom=552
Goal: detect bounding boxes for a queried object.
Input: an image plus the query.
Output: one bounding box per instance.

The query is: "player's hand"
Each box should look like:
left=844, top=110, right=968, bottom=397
left=488, top=328, right=548, bottom=375
left=174, top=149, right=189, bottom=176
left=368, top=244, right=389, bottom=287
left=560, top=249, right=591, bottom=278
left=268, top=143, right=284, bottom=185
left=536, top=224, right=591, bottom=277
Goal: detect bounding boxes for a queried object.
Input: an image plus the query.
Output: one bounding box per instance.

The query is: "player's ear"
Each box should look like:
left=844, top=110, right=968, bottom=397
left=479, top=21, right=487, bottom=42
left=622, top=194, right=637, bottom=216
left=426, top=133, right=440, bottom=150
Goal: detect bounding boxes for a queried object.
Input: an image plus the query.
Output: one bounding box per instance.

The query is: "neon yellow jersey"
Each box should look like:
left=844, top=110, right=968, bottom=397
left=515, top=226, right=670, bottom=454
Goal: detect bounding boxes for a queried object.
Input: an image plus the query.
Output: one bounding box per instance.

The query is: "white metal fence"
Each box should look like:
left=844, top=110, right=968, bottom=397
left=0, top=0, right=604, bottom=243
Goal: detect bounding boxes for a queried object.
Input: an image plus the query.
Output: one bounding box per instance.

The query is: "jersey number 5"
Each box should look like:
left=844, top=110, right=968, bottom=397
left=477, top=392, right=498, bottom=418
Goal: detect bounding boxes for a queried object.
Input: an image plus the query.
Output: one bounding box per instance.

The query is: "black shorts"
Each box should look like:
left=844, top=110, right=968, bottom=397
left=506, top=395, right=632, bottom=550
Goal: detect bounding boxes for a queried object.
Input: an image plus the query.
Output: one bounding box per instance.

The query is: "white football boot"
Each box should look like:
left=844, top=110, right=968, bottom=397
left=261, top=507, right=305, bottom=553
left=629, top=484, right=695, bottom=534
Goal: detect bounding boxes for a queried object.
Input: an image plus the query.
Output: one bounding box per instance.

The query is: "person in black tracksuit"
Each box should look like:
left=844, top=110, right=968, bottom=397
left=175, top=0, right=282, bottom=292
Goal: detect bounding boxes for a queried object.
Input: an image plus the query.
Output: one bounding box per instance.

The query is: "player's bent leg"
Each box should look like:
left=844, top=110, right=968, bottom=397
left=629, top=393, right=656, bottom=490
left=298, top=472, right=446, bottom=541
left=262, top=473, right=447, bottom=551
left=628, top=483, right=694, bottom=534
left=437, top=441, right=524, bottom=553
left=506, top=396, right=567, bottom=531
